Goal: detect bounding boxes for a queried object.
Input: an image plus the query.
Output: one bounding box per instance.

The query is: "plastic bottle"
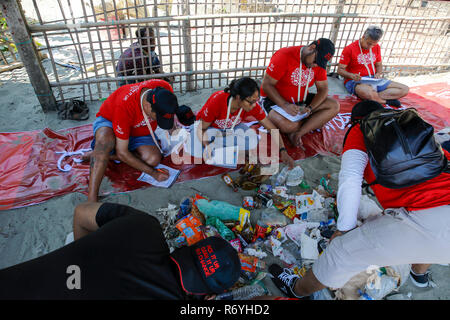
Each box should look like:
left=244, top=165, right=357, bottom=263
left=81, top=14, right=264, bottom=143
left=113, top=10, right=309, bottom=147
left=312, top=288, right=334, bottom=300
left=275, top=167, right=289, bottom=186
left=222, top=173, right=238, bottom=192
left=196, top=199, right=250, bottom=229
left=304, top=208, right=329, bottom=222
left=215, top=284, right=266, bottom=300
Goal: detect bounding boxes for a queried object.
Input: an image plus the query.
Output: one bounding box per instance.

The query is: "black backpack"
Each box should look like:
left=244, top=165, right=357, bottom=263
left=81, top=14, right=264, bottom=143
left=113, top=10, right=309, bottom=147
left=343, top=106, right=449, bottom=189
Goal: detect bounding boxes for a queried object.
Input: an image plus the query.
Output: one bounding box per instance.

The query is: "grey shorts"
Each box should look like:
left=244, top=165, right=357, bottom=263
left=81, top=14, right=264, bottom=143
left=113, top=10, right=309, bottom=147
left=312, top=205, right=450, bottom=288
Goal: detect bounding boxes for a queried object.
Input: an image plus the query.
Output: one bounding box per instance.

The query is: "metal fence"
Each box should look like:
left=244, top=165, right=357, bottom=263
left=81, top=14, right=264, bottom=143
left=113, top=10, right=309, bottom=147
left=7, top=0, right=450, bottom=103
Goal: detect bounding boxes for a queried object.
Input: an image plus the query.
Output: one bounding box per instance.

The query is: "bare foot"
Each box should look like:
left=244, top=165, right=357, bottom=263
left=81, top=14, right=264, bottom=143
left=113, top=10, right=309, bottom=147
left=288, top=132, right=306, bottom=150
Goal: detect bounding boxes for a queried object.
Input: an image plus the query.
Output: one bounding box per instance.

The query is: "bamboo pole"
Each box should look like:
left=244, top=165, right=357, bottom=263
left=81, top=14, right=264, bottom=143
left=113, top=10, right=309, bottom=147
left=182, top=0, right=195, bottom=91
left=2, top=0, right=57, bottom=112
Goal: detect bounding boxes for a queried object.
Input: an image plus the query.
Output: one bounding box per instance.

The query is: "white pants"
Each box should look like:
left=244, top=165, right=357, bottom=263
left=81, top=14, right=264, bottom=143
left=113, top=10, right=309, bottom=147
left=312, top=205, right=450, bottom=288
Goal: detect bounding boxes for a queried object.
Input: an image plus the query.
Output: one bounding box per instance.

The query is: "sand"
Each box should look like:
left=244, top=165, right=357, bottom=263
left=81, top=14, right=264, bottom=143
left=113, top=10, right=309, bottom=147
left=0, top=67, right=449, bottom=299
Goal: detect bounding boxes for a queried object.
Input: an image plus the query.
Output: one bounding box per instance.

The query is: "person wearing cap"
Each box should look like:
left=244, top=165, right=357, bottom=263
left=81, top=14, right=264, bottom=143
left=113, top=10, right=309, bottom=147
left=87, top=79, right=181, bottom=202
left=261, top=38, right=340, bottom=148
left=186, top=77, right=295, bottom=168
left=268, top=100, right=450, bottom=299
left=338, top=26, right=409, bottom=107
left=0, top=202, right=241, bottom=299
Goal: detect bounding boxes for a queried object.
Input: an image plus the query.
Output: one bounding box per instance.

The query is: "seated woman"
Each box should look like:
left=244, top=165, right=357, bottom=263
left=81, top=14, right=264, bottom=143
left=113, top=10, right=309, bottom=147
left=184, top=77, right=295, bottom=168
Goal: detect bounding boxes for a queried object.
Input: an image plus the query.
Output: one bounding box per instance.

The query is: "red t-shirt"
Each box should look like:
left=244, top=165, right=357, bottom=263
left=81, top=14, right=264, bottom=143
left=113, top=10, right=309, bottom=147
left=339, top=40, right=382, bottom=84
left=261, top=46, right=327, bottom=103
left=96, top=79, right=173, bottom=140
left=196, top=90, right=267, bottom=129
left=343, top=124, right=450, bottom=211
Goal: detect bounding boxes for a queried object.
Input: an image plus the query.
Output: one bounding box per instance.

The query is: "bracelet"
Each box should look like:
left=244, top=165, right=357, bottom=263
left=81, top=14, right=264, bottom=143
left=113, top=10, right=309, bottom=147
left=305, top=105, right=312, bottom=112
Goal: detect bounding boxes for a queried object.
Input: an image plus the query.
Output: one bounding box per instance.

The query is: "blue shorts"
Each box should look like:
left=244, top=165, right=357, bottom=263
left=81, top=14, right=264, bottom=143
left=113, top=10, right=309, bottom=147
left=91, top=116, right=157, bottom=152
left=345, top=78, right=392, bottom=95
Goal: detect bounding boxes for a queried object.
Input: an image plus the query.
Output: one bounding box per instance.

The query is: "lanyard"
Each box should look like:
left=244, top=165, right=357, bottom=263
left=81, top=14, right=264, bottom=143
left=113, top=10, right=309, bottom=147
left=140, top=90, right=163, bottom=153
left=358, top=40, right=376, bottom=77
left=297, top=47, right=311, bottom=103
left=225, top=96, right=243, bottom=130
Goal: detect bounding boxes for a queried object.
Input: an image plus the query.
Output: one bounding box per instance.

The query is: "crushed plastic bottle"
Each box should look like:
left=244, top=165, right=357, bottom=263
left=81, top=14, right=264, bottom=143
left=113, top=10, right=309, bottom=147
left=312, top=288, right=334, bottom=300
left=215, top=283, right=267, bottom=300
left=275, top=166, right=290, bottom=186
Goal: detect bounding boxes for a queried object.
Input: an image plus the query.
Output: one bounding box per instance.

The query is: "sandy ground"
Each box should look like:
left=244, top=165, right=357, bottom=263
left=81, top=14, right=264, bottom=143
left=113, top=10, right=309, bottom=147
left=0, top=64, right=449, bottom=299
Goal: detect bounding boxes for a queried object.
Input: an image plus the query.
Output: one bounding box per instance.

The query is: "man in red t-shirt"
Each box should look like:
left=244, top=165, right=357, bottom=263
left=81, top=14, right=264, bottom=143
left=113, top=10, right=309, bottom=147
left=261, top=38, right=340, bottom=148
left=338, top=26, right=409, bottom=107
left=87, top=79, right=179, bottom=202
left=268, top=101, right=450, bottom=299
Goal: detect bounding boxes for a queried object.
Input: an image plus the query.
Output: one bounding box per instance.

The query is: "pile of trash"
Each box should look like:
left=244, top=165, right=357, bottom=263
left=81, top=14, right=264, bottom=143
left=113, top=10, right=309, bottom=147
left=159, top=163, right=410, bottom=300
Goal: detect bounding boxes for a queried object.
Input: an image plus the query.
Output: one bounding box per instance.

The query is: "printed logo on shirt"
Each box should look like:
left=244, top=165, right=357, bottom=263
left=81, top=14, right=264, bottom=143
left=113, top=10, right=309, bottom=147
left=357, top=52, right=376, bottom=66
left=291, top=67, right=314, bottom=87
left=215, top=116, right=240, bottom=130
left=268, top=63, right=275, bottom=72
left=123, top=85, right=140, bottom=101
left=116, top=125, right=124, bottom=135
left=203, top=107, right=209, bottom=118
left=133, top=119, right=147, bottom=129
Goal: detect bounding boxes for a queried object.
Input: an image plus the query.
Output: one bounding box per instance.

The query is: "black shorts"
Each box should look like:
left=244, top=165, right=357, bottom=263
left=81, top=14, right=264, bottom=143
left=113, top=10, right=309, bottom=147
left=261, top=93, right=316, bottom=114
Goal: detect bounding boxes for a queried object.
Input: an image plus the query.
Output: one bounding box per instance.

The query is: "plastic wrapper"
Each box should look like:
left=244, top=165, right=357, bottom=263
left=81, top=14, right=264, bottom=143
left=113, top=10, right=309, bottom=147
left=260, top=207, right=291, bottom=227
left=295, top=190, right=324, bottom=215
left=238, top=253, right=266, bottom=273
left=229, top=238, right=243, bottom=252
left=175, top=214, right=205, bottom=245
left=206, top=216, right=235, bottom=241
left=269, top=236, right=297, bottom=265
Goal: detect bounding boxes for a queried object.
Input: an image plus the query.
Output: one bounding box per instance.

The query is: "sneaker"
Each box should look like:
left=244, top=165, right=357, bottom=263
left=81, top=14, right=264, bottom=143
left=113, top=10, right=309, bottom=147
left=269, top=264, right=304, bottom=299
left=409, top=270, right=433, bottom=288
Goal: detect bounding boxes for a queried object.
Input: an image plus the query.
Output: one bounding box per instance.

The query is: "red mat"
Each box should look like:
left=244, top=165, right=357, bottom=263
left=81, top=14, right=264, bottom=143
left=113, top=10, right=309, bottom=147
left=0, top=84, right=448, bottom=210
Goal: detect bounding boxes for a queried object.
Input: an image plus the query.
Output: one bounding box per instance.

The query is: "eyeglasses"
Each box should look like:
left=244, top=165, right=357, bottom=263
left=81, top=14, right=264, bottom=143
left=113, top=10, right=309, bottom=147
left=245, top=98, right=259, bottom=105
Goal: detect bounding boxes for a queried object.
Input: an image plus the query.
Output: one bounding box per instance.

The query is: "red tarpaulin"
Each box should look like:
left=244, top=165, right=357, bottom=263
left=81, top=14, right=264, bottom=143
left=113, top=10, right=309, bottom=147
left=0, top=84, right=449, bottom=210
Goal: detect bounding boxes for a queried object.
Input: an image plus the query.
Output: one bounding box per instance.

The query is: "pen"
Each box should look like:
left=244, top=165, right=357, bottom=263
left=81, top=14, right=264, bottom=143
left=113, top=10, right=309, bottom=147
left=156, top=168, right=169, bottom=175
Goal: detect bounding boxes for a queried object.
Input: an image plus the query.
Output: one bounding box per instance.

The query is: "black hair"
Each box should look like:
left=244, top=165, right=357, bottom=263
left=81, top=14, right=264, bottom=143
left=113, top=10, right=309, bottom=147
left=224, top=77, right=259, bottom=100
left=351, top=100, right=384, bottom=122
left=135, top=26, right=154, bottom=39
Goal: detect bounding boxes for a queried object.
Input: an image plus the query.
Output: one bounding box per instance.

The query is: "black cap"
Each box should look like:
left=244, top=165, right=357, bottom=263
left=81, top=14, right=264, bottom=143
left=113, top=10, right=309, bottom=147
left=315, top=38, right=335, bottom=70
left=170, top=236, right=241, bottom=295
left=147, top=87, right=178, bottom=130
left=351, top=100, right=384, bottom=122
left=176, top=105, right=196, bottom=126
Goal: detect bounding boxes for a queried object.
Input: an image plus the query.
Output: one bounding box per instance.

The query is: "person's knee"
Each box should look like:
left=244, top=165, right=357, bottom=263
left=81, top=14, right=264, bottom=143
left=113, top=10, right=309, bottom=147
left=94, top=132, right=115, bottom=155
left=355, top=85, right=376, bottom=100
left=401, top=84, right=409, bottom=96
left=325, top=98, right=340, bottom=117
left=269, top=115, right=298, bottom=133
left=141, top=151, right=162, bottom=167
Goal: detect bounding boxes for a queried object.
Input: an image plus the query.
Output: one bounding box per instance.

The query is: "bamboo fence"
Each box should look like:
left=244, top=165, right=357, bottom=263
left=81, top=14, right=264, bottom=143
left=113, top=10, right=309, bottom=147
left=3, top=0, right=450, bottom=103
